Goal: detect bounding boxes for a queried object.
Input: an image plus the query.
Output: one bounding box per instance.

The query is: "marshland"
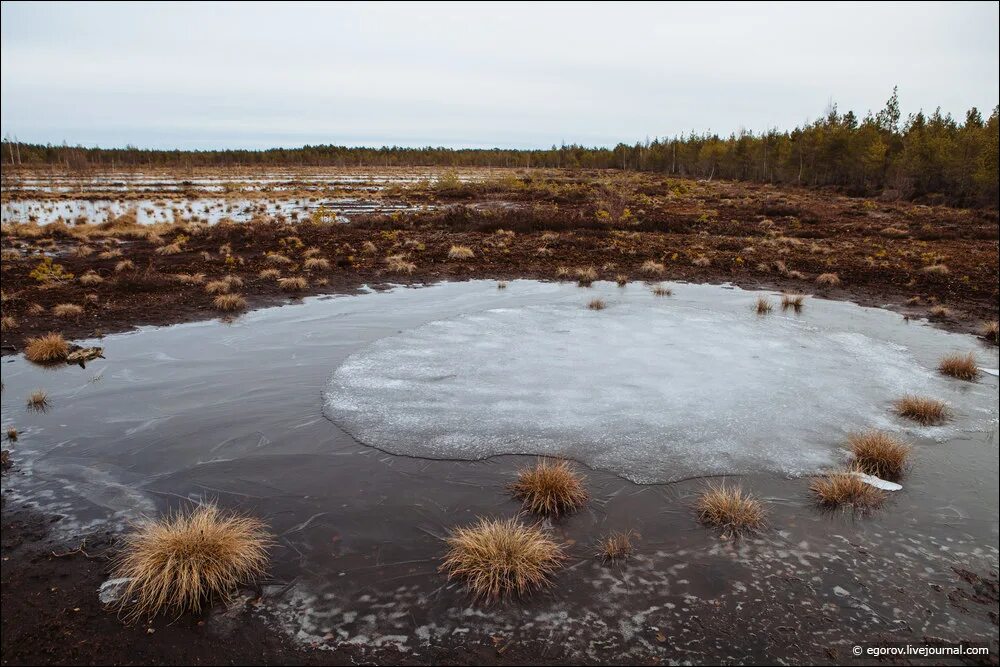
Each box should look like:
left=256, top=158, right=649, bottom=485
left=3, top=2, right=999, bottom=665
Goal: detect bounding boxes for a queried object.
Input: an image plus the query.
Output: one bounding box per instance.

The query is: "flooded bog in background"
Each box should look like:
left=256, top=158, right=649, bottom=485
left=1, top=280, right=997, bottom=661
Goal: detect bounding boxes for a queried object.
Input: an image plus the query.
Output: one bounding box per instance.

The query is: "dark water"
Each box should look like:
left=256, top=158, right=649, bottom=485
left=2, top=280, right=997, bottom=662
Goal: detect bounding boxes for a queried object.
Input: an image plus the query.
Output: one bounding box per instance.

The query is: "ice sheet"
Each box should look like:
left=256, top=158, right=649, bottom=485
left=325, top=298, right=997, bottom=483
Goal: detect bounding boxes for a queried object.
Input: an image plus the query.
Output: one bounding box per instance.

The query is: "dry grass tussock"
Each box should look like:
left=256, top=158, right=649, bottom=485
left=811, top=470, right=886, bottom=511
left=385, top=254, right=416, bottom=274
left=114, top=259, right=135, bottom=273
left=597, top=530, right=635, bottom=564
left=816, top=272, right=840, bottom=286
left=894, top=395, right=950, bottom=426
left=258, top=268, right=281, bottom=280
left=755, top=296, right=773, bottom=314
left=52, top=303, right=84, bottom=318
left=651, top=284, right=672, bottom=297
left=921, top=263, right=950, bottom=275
left=692, top=255, right=711, bottom=267
left=848, top=430, right=910, bottom=481
left=615, top=274, right=629, bottom=287
left=303, top=257, right=330, bottom=271
left=447, top=245, right=475, bottom=260
left=111, top=503, right=271, bottom=619
left=278, top=276, right=308, bottom=292
left=440, top=517, right=565, bottom=599
left=639, top=260, right=664, bottom=276
left=695, top=482, right=765, bottom=535
left=587, top=298, right=607, bottom=310
left=575, top=266, right=598, bottom=286
left=1, top=315, right=16, bottom=332
left=780, top=293, right=805, bottom=312
left=938, top=352, right=980, bottom=381
left=981, top=320, right=999, bottom=343
left=24, top=332, right=69, bottom=363
left=79, top=271, right=104, bottom=286
left=26, top=389, right=50, bottom=411
left=509, top=459, right=588, bottom=517
left=213, top=293, right=247, bottom=312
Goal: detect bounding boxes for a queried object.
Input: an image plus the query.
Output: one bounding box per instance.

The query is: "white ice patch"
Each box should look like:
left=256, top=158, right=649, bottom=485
left=850, top=472, right=903, bottom=491
left=325, top=299, right=996, bottom=483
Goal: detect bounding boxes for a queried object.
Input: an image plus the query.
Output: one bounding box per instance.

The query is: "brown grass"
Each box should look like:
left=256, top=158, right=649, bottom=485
left=848, top=430, right=911, bottom=480
left=928, top=305, right=953, bottom=319
left=52, top=303, right=84, bottom=318
left=780, top=293, right=805, bottom=312
left=204, top=280, right=230, bottom=294
left=213, top=293, right=247, bottom=312
left=24, top=332, right=69, bottom=363
left=894, top=395, right=950, bottom=426
left=695, top=482, right=765, bottom=535
left=440, top=517, right=565, bottom=599
left=258, top=268, right=281, bottom=280
left=111, top=504, right=271, bottom=619
left=755, top=296, right=773, bottom=314
left=597, top=530, right=635, bottom=564
left=385, top=254, right=416, bottom=274
left=79, top=271, right=104, bottom=286
left=496, top=281, right=508, bottom=290
left=278, top=276, right=308, bottom=292
left=651, top=285, right=672, bottom=297
left=816, top=272, right=840, bottom=287
left=155, top=243, right=183, bottom=256
left=1, top=315, right=16, bottom=332
left=509, top=459, right=588, bottom=517
left=575, top=266, right=598, bottom=287
left=981, top=320, right=999, bottom=344
left=447, top=245, right=475, bottom=260
left=6, top=427, right=17, bottom=442
left=264, top=252, right=292, bottom=265
left=692, top=255, right=711, bottom=267
left=303, top=257, right=330, bottom=271
left=615, top=274, right=629, bottom=287
left=26, top=389, right=49, bottom=411
left=587, top=298, right=607, bottom=311
left=114, top=259, right=135, bottom=273
left=639, top=260, right=664, bottom=276
left=938, top=352, right=980, bottom=381
left=811, top=471, right=886, bottom=511
left=921, top=263, right=950, bottom=275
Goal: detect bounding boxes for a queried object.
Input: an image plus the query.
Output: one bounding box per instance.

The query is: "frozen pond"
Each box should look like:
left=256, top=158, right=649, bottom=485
left=1, top=280, right=997, bottom=661
left=326, top=287, right=997, bottom=483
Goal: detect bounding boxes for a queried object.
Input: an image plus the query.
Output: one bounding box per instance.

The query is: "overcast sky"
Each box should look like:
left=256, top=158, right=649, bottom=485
left=2, top=1, right=997, bottom=150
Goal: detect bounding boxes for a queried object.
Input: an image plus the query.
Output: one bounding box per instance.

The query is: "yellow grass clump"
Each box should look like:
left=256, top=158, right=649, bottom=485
left=938, top=352, right=980, bottom=381
left=115, top=259, right=135, bottom=273
left=921, top=263, right=949, bottom=275
left=587, top=298, right=607, bottom=310
left=980, top=320, right=999, bottom=344
left=24, top=333, right=69, bottom=364
left=695, top=482, right=765, bottom=535
left=1, top=315, right=16, bottom=332
left=651, top=285, right=672, bottom=297
left=258, top=268, right=281, bottom=280
left=597, top=530, right=635, bottom=564
left=213, top=293, right=247, bottom=313
left=848, top=430, right=910, bottom=480
left=780, top=293, right=805, bottom=312
left=692, top=255, right=711, bottom=267
left=264, top=252, right=292, bottom=265
left=111, top=504, right=271, bottom=619
left=509, top=459, right=588, bottom=517
left=385, top=254, right=416, bottom=274
left=52, top=303, right=84, bottom=318
left=894, top=395, right=950, bottom=426
left=79, top=271, right=104, bottom=286
left=615, top=274, right=629, bottom=287
left=303, top=257, right=330, bottom=271
left=816, top=272, right=840, bottom=287
left=440, top=517, right=565, bottom=599
left=155, top=243, right=183, bottom=256
left=811, top=471, right=886, bottom=511
left=26, top=389, right=49, bottom=411
left=447, top=245, right=475, bottom=260
left=639, top=260, right=664, bottom=276
left=755, top=296, right=773, bottom=314
left=278, top=276, right=308, bottom=292
left=575, top=266, right=598, bottom=287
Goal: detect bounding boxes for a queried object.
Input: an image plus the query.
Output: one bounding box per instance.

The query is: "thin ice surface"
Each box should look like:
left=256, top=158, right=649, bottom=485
left=325, top=298, right=997, bottom=483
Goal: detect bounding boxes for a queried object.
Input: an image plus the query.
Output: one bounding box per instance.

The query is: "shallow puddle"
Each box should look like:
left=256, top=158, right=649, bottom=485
left=1, top=280, right=997, bottom=661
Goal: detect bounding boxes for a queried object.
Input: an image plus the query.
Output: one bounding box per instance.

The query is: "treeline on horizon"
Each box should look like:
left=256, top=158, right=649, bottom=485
left=4, top=90, right=998, bottom=207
